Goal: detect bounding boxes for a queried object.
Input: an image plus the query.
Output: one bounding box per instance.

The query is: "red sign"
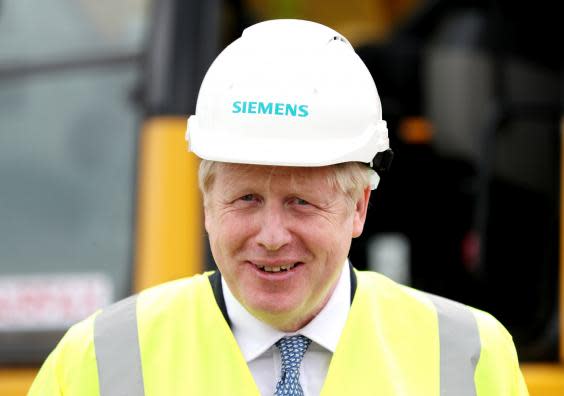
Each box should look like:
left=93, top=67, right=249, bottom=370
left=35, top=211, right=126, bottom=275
left=0, top=274, right=113, bottom=330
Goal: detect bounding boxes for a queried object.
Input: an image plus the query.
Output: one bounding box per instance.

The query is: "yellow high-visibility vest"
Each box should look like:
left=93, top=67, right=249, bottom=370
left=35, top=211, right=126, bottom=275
left=29, top=270, right=528, bottom=395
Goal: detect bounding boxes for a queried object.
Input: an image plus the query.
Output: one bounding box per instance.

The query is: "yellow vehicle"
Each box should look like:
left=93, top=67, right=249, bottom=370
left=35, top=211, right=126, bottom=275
left=0, top=0, right=562, bottom=394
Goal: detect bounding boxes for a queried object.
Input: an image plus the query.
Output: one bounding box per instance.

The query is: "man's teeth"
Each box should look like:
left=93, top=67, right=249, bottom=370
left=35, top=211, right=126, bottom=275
left=256, top=263, right=297, bottom=272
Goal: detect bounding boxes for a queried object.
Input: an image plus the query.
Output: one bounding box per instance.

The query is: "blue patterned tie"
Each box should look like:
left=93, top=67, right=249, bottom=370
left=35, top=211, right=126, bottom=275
left=274, top=335, right=312, bottom=396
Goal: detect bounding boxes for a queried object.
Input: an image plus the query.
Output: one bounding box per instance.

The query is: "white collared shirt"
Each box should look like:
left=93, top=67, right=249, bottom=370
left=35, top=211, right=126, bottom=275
left=222, top=260, right=351, bottom=396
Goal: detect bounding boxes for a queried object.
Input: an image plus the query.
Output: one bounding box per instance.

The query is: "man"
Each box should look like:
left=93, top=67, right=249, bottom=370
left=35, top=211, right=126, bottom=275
left=30, top=19, right=528, bottom=395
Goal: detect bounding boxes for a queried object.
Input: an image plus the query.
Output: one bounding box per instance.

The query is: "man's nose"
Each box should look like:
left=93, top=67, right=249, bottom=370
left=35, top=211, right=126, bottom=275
left=255, top=205, right=292, bottom=251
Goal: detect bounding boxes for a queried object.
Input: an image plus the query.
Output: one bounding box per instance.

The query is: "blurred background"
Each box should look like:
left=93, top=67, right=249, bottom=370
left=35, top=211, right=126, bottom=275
left=0, top=0, right=562, bottom=394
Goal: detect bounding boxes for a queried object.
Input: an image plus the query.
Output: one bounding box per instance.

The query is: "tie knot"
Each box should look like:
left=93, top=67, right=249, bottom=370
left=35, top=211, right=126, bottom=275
left=275, top=335, right=312, bottom=372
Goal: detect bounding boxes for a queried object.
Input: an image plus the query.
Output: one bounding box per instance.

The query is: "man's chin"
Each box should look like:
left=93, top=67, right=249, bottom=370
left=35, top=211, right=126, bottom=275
left=245, top=295, right=302, bottom=316
left=242, top=295, right=320, bottom=331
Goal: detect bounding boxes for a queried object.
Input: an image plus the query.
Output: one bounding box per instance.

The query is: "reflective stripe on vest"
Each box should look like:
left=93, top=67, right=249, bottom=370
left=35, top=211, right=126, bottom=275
left=93, top=289, right=481, bottom=395
left=94, top=294, right=145, bottom=396
left=426, top=293, right=481, bottom=396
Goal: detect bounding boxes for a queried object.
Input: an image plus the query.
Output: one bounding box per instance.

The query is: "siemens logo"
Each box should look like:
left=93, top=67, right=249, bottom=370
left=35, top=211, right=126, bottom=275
left=232, top=101, right=309, bottom=117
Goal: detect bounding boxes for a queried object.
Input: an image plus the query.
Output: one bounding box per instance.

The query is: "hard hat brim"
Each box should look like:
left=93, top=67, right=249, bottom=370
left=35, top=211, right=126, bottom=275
left=186, top=116, right=389, bottom=167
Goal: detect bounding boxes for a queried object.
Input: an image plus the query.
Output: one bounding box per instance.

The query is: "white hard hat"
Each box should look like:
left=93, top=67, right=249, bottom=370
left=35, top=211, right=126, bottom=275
left=186, top=19, right=392, bottom=183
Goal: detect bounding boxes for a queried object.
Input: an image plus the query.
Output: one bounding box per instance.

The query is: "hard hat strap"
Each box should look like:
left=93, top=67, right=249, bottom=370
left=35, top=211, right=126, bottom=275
left=372, top=149, right=394, bottom=175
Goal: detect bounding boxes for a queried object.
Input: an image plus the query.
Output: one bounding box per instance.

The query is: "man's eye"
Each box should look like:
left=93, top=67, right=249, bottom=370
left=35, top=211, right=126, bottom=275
left=294, top=198, right=309, bottom=206
left=240, top=194, right=255, bottom=202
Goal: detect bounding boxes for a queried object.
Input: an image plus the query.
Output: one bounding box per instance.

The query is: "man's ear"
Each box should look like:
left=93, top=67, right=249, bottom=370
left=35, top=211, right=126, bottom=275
left=203, top=195, right=211, bottom=235
left=352, top=187, right=371, bottom=238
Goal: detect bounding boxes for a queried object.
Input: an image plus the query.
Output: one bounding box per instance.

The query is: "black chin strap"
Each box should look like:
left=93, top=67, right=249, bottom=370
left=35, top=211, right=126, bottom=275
left=372, top=149, right=394, bottom=175
left=208, top=271, right=232, bottom=328
left=349, top=261, right=357, bottom=304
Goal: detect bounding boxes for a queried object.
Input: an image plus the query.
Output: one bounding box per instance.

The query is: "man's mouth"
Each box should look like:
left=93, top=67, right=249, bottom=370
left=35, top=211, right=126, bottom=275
left=251, top=262, right=303, bottom=273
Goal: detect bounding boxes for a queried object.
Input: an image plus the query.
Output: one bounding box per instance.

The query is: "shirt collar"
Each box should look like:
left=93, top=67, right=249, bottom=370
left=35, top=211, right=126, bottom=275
left=222, top=260, right=351, bottom=362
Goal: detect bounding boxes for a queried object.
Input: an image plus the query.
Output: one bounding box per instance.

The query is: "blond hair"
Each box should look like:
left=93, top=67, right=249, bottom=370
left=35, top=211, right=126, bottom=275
left=198, top=160, right=371, bottom=207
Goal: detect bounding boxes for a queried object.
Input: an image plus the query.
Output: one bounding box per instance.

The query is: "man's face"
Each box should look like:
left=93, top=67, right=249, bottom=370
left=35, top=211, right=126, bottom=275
left=204, top=163, right=370, bottom=331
